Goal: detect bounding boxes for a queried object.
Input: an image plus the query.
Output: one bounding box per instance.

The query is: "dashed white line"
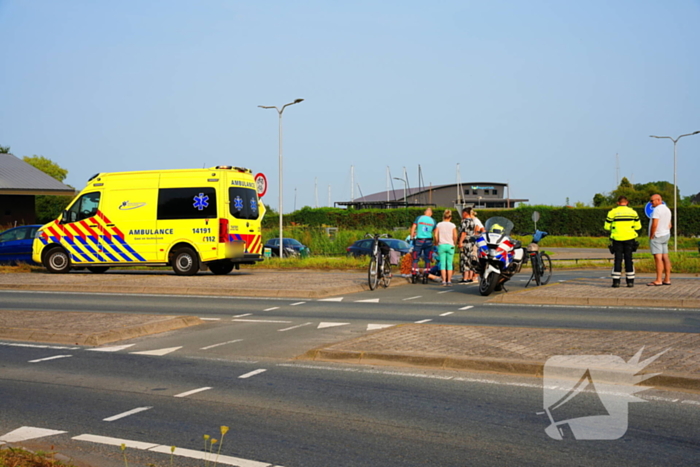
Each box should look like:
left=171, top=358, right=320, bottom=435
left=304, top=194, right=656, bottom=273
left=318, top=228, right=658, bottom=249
left=28, top=355, right=72, bottom=363
left=200, top=339, right=243, bottom=350
left=278, top=322, right=312, bottom=332
left=355, top=298, right=380, bottom=303
left=414, top=319, right=432, bottom=324
left=103, top=407, right=152, bottom=422
left=318, top=322, right=349, bottom=329
left=437, top=289, right=453, bottom=294
left=174, top=387, right=212, bottom=398
left=318, top=297, right=344, bottom=302
left=459, top=306, right=474, bottom=310
left=367, top=324, right=394, bottom=331
left=200, top=317, right=221, bottom=321
left=403, top=296, right=422, bottom=301
left=233, top=313, right=252, bottom=318
left=263, top=307, right=279, bottom=311
left=0, top=342, right=78, bottom=350
left=233, top=319, right=292, bottom=323
left=439, top=312, right=454, bottom=316
left=239, top=369, right=267, bottom=379
left=290, top=302, right=306, bottom=306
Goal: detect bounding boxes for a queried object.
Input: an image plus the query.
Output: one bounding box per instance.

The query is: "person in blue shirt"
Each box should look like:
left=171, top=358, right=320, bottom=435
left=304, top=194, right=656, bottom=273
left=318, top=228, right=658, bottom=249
left=410, top=208, right=436, bottom=275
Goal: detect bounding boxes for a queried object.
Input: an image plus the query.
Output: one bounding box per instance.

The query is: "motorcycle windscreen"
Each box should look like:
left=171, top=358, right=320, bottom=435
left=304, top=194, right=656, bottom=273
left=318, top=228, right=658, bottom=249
left=484, top=216, right=514, bottom=236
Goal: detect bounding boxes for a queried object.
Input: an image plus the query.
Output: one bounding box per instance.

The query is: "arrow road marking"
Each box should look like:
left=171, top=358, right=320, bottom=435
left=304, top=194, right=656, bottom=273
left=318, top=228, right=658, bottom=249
left=318, top=297, right=344, bottom=301
left=239, top=369, right=267, bottom=379
left=278, top=322, right=312, bottom=332
left=87, top=344, right=135, bottom=352
left=317, top=322, right=350, bottom=329
left=174, top=387, right=212, bottom=398
left=28, top=355, right=72, bottom=363
left=130, top=347, right=182, bottom=356
left=103, top=407, right=152, bottom=422
left=0, top=427, right=67, bottom=443
left=367, top=324, right=394, bottom=331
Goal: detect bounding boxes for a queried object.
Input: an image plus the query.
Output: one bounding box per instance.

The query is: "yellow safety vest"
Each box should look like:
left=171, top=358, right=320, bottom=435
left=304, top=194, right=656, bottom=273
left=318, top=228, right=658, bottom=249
left=604, top=206, right=641, bottom=241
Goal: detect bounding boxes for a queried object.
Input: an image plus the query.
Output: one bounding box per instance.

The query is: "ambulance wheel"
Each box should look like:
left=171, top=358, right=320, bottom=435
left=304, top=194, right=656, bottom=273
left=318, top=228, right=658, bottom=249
left=208, top=261, right=235, bottom=275
left=87, top=266, right=110, bottom=274
left=44, top=247, right=71, bottom=274
left=172, top=247, right=200, bottom=276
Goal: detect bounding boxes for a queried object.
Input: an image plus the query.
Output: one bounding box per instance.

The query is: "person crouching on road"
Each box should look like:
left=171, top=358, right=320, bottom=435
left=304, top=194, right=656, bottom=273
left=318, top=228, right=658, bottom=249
left=434, top=209, right=458, bottom=286
left=604, top=196, right=642, bottom=288
left=648, top=193, right=672, bottom=286
left=410, top=208, right=436, bottom=275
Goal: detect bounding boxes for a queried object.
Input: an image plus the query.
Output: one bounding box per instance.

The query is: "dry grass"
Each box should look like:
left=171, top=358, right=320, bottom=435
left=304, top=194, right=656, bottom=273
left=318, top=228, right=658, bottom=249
left=0, top=447, right=75, bottom=467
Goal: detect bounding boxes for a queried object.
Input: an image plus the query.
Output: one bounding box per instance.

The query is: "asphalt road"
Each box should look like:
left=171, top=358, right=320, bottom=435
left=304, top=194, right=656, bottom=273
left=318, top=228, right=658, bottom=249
left=2, top=272, right=700, bottom=466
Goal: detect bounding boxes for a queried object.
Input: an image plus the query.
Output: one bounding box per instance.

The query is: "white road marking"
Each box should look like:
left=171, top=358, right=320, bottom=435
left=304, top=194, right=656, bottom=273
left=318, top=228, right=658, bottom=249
left=174, top=387, right=212, bottom=398
left=317, top=322, right=350, bottom=329
left=103, top=407, right=152, bottom=422
left=459, top=306, right=474, bottom=310
left=233, top=319, right=292, bottom=323
left=290, top=302, right=306, bottom=306
left=439, top=312, right=454, bottom=316
left=318, top=297, right=344, bottom=302
left=263, top=307, right=279, bottom=311
left=355, top=298, right=380, bottom=303
left=0, top=427, right=67, bottom=443
left=149, top=444, right=271, bottom=467
left=367, top=324, right=394, bottom=331
left=437, top=290, right=453, bottom=294
left=403, top=296, right=422, bottom=301
left=0, top=342, right=78, bottom=350
left=239, top=369, right=267, bottom=379
left=200, top=317, right=221, bottom=321
left=86, top=344, right=135, bottom=352
left=73, top=434, right=159, bottom=450
left=278, top=322, right=312, bottom=332
left=233, top=313, right=252, bottom=318
left=414, top=319, right=432, bottom=324
left=28, top=355, right=72, bottom=363
left=200, top=339, right=243, bottom=350
left=130, top=347, right=182, bottom=356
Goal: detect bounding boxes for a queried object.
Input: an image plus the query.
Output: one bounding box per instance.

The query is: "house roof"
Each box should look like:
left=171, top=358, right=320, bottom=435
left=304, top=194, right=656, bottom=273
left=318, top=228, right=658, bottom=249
left=0, top=153, right=75, bottom=196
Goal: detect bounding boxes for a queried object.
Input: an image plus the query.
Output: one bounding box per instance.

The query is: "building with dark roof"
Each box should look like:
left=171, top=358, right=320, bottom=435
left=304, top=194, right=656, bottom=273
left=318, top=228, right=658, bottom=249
left=336, top=182, right=527, bottom=209
left=0, top=153, right=75, bottom=225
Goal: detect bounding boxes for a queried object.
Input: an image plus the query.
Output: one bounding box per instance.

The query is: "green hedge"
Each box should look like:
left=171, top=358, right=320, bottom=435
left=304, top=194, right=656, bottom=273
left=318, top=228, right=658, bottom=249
left=265, top=205, right=700, bottom=237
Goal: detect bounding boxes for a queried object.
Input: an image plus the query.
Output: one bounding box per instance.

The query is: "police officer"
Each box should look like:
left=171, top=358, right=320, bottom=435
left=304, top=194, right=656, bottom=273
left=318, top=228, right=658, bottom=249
left=604, top=196, right=642, bottom=288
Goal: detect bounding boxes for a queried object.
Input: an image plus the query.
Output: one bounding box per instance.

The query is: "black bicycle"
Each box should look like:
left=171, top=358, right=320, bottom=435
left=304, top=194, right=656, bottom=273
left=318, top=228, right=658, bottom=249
left=367, top=233, right=392, bottom=290
left=525, top=230, right=552, bottom=287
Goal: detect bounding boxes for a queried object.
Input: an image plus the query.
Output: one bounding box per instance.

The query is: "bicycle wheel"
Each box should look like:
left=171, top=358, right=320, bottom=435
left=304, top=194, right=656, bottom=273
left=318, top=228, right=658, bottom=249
left=539, top=253, right=552, bottom=285
left=531, top=255, right=541, bottom=286
left=368, top=255, right=379, bottom=290
left=381, top=256, right=392, bottom=288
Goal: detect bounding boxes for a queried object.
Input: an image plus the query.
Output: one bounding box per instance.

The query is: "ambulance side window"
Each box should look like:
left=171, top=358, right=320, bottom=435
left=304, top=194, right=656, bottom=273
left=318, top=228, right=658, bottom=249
left=158, top=187, right=217, bottom=220
left=229, top=188, right=259, bottom=220
left=64, top=192, right=101, bottom=223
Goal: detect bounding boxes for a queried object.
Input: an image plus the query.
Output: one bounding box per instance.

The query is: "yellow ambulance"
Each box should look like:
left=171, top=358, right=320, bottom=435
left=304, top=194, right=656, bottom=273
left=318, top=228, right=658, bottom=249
left=32, top=166, right=265, bottom=275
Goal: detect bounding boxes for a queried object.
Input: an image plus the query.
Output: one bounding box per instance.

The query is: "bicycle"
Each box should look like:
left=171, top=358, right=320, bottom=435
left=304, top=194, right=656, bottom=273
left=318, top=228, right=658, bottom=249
left=525, top=230, right=552, bottom=287
left=366, top=233, right=392, bottom=290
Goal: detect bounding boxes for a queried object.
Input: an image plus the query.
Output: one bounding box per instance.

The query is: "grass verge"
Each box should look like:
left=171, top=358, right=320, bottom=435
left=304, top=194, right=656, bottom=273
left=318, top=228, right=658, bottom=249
left=0, top=446, right=75, bottom=467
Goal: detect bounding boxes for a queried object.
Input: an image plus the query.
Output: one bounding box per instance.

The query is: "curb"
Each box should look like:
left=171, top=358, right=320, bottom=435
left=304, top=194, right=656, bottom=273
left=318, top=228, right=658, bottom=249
left=298, top=349, right=700, bottom=392
left=0, top=314, right=203, bottom=346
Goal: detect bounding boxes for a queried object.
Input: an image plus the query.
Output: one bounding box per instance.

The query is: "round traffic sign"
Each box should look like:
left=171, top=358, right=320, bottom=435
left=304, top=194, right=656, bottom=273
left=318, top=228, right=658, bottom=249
left=644, top=200, right=665, bottom=218
left=254, top=173, right=267, bottom=197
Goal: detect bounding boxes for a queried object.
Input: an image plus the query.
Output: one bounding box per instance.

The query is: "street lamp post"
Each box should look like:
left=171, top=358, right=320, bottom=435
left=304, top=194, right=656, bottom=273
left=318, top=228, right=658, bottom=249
left=649, top=130, right=700, bottom=252
left=258, top=98, right=304, bottom=258
left=393, top=177, right=407, bottom=208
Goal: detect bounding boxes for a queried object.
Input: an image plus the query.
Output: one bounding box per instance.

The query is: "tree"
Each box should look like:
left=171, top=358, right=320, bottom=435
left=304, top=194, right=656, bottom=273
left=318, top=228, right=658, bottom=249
left=22, top=155, right=74, bottom=223
left=0, top=145, right=10, bottom=153
left=593, top=178, right=680, bottom=207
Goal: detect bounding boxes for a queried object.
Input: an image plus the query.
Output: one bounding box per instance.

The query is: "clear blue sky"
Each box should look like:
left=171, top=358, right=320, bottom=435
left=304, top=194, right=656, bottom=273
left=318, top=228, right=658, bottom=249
left=1, top=0, right=699, bottom=211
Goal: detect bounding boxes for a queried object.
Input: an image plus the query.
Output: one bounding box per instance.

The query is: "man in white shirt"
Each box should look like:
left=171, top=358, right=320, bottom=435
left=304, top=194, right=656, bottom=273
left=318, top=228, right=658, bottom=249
left=648, top=194, right=672, bottom=286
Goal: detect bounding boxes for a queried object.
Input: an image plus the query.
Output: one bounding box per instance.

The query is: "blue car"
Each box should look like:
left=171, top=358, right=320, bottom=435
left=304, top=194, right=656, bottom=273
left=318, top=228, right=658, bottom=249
left=263, top=238, right=311, bottom=258
left=0, top=224, right=42, bottom=264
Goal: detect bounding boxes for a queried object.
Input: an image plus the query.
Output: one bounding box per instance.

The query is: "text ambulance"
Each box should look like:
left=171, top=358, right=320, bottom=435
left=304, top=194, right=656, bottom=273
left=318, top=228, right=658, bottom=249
left=32, top=166, right=265, bottom=275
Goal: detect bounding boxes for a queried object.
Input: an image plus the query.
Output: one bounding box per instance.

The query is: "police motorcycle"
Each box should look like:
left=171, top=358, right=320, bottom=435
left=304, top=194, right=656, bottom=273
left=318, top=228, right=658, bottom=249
left=474, top=216, right=525, bottom=296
